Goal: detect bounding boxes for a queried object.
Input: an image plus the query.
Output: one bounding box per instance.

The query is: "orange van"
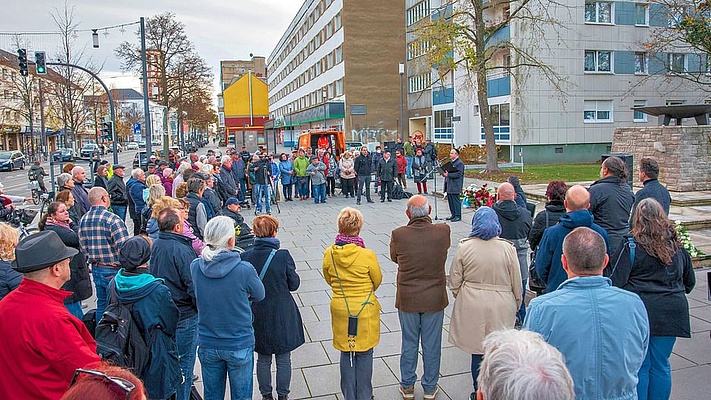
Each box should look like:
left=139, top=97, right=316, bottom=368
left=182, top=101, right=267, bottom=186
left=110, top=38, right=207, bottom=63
left=297, top=130, right=346, bottom=159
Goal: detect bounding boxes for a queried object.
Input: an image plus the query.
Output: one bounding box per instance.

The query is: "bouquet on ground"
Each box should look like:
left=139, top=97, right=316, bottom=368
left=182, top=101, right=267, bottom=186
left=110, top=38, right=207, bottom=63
left=675, top=220, right=704, bottom=258
left=461, top=183, right=495, bottom=209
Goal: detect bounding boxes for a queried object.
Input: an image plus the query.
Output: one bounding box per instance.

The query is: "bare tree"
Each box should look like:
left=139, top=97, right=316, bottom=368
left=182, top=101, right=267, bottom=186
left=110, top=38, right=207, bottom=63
left=417, top=0, right=568, bottom=172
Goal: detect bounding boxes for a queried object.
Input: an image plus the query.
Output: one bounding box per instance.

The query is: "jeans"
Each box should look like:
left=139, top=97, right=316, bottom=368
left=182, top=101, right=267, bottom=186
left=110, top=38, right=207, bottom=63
left=296, top=177, right=309, bottom=198
left=471, top=354, right=483, bottom=391
left=238, top=179, right=247, bottom=201
left=176, top=315, right=198, bottom=400
left=92, top=266, right=118, bottom=324
left=111, top=204, right=127, bottom=222
left=405, top=156, right=413, bottom=178
left=380, top=180, right=393, bottom=201
left=357, top=175, right=371, bottom=202
left=66, top=301, right=84, bottom=319
left=340, top=349, right=373, bottom=400
left=517, top=279, right=528, bottom=324
left=637, top=336, right=676, bottom=400
left=313, top=183, right=326, bottom=203
left=199, top=346, right=254, bottom=400
left=256, top=183, right=271, bottom=213
left=398, top=310, right=444, bottom=392
left=257, top=352, right=292, bottom=397
left=447, top=193, right=462, bottom=218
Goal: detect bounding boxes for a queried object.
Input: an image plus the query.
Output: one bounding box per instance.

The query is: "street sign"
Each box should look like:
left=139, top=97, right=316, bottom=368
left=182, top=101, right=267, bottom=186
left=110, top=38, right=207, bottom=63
left=452, top=116, right=461, bottom=122
left=133, top=123, right=141, bottom=142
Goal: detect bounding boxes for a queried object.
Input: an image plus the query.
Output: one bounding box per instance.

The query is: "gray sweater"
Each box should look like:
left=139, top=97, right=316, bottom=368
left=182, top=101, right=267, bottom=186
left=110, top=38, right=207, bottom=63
left=306, top=162, right=327, bottom=185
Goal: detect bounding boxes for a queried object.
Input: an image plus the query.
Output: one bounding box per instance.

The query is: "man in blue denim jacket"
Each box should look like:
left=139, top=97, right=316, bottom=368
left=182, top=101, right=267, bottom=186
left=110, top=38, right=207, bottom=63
left=524, top=227, right=649, bottom=400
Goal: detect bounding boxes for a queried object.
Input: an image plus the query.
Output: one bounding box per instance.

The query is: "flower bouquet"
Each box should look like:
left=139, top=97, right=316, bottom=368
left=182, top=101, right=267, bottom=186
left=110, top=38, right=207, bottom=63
left=461, top=183, right=495, bottom=209
left=675, top=220, right=704, bottom=258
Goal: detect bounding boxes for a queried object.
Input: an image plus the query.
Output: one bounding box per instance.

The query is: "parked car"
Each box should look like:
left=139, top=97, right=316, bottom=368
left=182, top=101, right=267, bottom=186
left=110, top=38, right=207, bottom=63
left=106, top=143, right=123, bottom=153
left=126, top=142, right=139, bottom=150
left=138, top=141, right=146, bottom=148
left=80, top=143, right=99, bottom=158
left=132, top=150, right=161, bottom=170
left=0, top=150, right=25, bottom=171
left=52, top=148, right=75, bottom=162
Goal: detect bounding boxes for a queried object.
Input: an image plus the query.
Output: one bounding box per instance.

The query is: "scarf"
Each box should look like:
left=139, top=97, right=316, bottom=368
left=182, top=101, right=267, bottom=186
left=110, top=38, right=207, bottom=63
left=469, top=206, right=501, bottom=241
left=335, top=234, right=365, bottom=248
left=46, top=216, right=72, bottom=231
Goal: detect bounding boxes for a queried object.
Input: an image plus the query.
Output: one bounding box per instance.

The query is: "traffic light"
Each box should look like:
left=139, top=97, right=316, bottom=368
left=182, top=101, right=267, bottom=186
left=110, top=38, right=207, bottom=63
left=34, top=51, right=47, bottom=75
left=17, top=49, right=28, bottom=77
left=102, top=121, right=114, bottom=141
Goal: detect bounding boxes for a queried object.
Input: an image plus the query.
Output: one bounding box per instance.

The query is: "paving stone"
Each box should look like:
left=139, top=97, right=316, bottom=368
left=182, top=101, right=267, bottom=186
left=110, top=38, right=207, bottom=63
left=670, top=353, right=698, bottom=371
left=299, top=291, right=332, bottom=306
left=671, top=364, right=711, bottom=399
left=299, top=269, right=325, bottom=281
left=438, top=346, right=471, bottom=376
left=372, top=357, right=399, bottom=387
left=302, top=363, right=342, bottom=397
left=373, top=331, right=402, bottom=358
left=292, top=341, right=332, bottom=369
left=298, top=278, right=332, bottom=293
left=438, top=372, right=474, bottom=400
left=299, top=306, right=319, bottom=323
left=672, top=336, right=711, bottom=365
left=380, top=312, right=402, bottom=332
left=304, top=320, right=334, bottom=342
left=690, top=315, right=711, bottom=334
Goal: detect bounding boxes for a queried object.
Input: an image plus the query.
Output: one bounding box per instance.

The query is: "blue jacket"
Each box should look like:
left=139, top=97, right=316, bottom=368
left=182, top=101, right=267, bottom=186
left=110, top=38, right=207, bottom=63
left=150, top=231, right=198, bottom=319
left=0, top=260, right=22, bottom=301
left=190, top=250, right=265, bottom=351
left=279, top=159, right=294, bottom=185
left=113, top=270, right=181, bottom=399
left=535, top=209, right=610, bottom=293
left=126, top=177, right=147, bottom=216
left=524, top=276, right=649, bottom=400
left=241, top=238, right=304, bottom=355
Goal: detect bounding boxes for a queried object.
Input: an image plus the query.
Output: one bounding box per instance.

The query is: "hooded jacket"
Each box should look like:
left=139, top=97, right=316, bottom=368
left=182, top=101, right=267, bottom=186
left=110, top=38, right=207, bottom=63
left=589, top=176, right=634, bottom=251
left=190, top=250, right=265, bottom=350
left=150, top=231, right=198, bottom=319
left=126, top=177, right=147, bottom=216
left=241, top=238, right=304, bottom=355
left=535, top=210, right=610, bottom=293
left=113, top=270, right=181, bottom=399
left=493, top=200, right=532, bottom=279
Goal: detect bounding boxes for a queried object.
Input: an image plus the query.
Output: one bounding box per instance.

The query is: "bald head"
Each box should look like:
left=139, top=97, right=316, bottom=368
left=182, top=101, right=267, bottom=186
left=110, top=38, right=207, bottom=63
left=88, top=187, right=108, bottom=206
left=564, top=185, right=590, bottom=211
left=406, top=195, right=431, bottom=219
left=497, top=182, right=515, bottom=201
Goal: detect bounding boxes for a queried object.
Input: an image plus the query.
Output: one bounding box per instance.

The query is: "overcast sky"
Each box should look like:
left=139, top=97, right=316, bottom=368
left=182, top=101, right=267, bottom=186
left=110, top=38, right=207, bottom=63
left=1, top=0, right=302, bottom=95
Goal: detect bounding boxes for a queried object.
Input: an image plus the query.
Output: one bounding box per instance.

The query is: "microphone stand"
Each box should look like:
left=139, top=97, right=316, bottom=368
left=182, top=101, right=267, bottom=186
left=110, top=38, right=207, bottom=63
left=424, top=160, right=443, bottom=220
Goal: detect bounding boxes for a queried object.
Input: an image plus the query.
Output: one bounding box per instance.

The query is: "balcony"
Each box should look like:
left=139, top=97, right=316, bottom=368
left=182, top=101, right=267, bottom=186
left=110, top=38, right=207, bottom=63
left=433, top=86, right=454, bottom=105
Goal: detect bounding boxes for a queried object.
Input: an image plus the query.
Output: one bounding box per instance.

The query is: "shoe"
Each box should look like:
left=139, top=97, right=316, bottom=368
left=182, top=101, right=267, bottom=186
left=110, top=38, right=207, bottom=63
left=321, top=201, right=327, bottom=203
left=357, top=201, right=361, bottom=205
left=424, top=386, right=439, bottom=399
left=367, top=200, right=375, bottom=203
left=469, top=392, right=476, bottom=400
left=277, top=395, right=288, bottom=400
left=446, top=216, right=454, bottom=220
left=450, top=217, right=462, bottom=222
left=424, top=191, right=428, bottom=194
left=399, top=386, right=415, bottom=399
left=418, top=191, right=422, bottom=194
left=262, top=395, right=274, bottom=400
left=388, top=199, right=392, bottom=202
left=381, top=199, right=385, bottom=202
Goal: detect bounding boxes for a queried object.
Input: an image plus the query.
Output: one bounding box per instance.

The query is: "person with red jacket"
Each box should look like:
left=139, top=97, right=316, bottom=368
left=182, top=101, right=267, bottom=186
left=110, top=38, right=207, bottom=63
left=0, top=230, right=100, bottom=399
left=395, top=149, right=408, bottom=189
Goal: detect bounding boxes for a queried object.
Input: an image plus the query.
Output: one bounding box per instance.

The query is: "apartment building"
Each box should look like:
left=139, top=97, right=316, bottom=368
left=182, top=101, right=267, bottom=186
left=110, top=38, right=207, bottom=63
left=221, top=56, right=267, bottom=90
left=267, top=0, right=406, bottom=144
left=409, top=0, right=706, bottom=163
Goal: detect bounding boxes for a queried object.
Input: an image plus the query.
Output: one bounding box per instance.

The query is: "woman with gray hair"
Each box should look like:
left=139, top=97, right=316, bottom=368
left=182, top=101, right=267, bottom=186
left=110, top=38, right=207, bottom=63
left=448, top=206, right=522, bottom=400
left=190, top=216, right=265, bottom=400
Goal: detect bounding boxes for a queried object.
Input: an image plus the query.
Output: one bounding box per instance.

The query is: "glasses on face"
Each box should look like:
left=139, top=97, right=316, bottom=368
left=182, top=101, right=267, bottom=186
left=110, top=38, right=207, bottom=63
left=70, top=368, right=136, bottom=400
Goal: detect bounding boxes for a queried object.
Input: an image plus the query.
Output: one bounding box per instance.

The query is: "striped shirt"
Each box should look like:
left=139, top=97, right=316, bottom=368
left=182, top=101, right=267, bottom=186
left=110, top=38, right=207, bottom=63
left=78, top=206, right=130, bottom=267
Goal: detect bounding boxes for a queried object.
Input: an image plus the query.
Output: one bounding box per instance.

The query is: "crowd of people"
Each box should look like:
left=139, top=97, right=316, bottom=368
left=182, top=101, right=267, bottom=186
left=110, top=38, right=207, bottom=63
left=0, top=148, right=699, bottom=400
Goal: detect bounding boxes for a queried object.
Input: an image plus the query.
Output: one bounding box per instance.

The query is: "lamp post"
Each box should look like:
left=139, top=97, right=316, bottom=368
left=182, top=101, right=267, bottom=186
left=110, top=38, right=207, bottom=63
left=322, top=88, right=328, bottom=130
left=399, top=62, right=405, bottom=143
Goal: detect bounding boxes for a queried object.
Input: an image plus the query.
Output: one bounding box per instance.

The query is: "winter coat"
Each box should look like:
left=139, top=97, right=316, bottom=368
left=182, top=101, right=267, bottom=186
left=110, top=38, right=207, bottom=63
left=322, top=243, right=382, bottom=352
left=202, top=187, right=221, bottom=218
left=631, top=178, right=671, bottom=221
left=589, top=176, right=634, bottom=251
left=444, top=158, right=465, bottom=194
left=108, top=175, right=128, bottom=206
left=0, top=260, right=22, bottom=301
left=231, top=158, right=246, bottom=183
left=113, top=270, right=181, bottom=399
left=190, top=250, right=265, bottom=350
left=448, top=236, right=522, bottom=354
left=126, top=178, right=147, bottom=217
left=377, top=157, right=397, bottom=181
left=493, top=200, right=532, bottom=279
left=389, top=216, right=450, bottom=313
left=528, top=201, right=566, bottom=250
left=94, top=175, right=108, bottom=190
left=423, top=143, right=437, bottom=162
left=339, top=157, right=356, bottom=180
left=44, top=223, right=92, bottom=304
left=325, top=155, right=337, bottom=178
left=412, top=155, right=430, bottom=183
left=161, top=177, right=173, bottom=199
left=279, top=159, right=295, bottom=185
left=219, top=165, right=238, bottom=197
left=395, top=155, right=408, bottom=174
left=610, top=240, right=695, bottom=338
left=241, top=238, right=305, bottom=355
left=251, top=158, right=271, bottom=185
left=221, top=208, right=252, bottom=238
left=306, top=161, right=327, bottom=185
left=535, top=210, right=610, bottom=293
left=371, top=152, right=383, bottom=173
left=354, top=153, right=372, bottom=176
left=150, top=231, right=198, bottom=320
left=185, top=192, right=207, bottom=239
left=293, top=156, right=310, bottom=177
left=71, top=182, right=90, bottom=217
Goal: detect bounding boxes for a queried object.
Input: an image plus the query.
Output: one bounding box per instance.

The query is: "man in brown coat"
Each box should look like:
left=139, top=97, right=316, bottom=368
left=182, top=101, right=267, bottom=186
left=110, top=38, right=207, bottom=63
left=390, top=195, right=451, bottom=400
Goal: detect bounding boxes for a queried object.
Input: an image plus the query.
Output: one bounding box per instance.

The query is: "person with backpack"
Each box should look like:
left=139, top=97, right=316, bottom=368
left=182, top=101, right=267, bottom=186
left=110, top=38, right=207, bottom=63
left=190, top=216, right=265, bottom=400
left=98, top=235, right=181, bottom=400
left=241, top=215, right=304, bottom=400
left=28, top=161, right=48, bottom=193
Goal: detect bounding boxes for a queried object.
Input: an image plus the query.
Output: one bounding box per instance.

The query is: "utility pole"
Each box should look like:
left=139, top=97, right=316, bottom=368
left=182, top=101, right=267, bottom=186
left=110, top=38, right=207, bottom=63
left=140, top=17, right=155, bottom=157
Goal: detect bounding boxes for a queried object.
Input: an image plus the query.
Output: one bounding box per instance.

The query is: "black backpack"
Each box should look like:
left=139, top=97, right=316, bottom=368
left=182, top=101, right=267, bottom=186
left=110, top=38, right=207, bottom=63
left=391, top=184, right=405, bottom=200
left=95, top=282, right=150, bottom=376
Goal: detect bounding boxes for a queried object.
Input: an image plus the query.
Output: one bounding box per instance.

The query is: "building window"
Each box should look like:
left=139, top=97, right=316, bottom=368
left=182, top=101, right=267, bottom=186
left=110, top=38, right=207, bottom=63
left=585, top=50, right=612, bottom=72
left=668, top=7, right=686, bottom=28
left=585, top=1, right=613, bottom=24
left=335, top=46, right=343, bottom=64
left=635, top=52, right=648, bottom=74
left=669, top=53, right=686, bottom=73
left=635, top=3, right=649, bottom=26
left=408, top=74, right=431, bottom=93
left=407, top=1, right=431, bottom=26
left=633, top=100, right=647, bottom=122
left=334, top=13, right=342, bottom=30
left=584, top=100, right=613, bottom=122
left=407, top=40, right=430, bottom=60
left=433, top=109, right=454, bottom=140
left=489, top=103, right=511, bottom=127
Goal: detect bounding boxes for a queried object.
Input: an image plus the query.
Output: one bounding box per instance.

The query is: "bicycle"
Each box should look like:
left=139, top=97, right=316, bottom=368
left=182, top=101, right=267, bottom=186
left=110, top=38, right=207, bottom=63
left=27, top=181, right=42, bottom=205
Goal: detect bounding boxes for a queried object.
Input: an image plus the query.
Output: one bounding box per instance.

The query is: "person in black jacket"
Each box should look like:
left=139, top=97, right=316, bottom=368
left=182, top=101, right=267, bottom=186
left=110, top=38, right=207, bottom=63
left=114, top=235, right=182, bottom=400
left=529, top=180, right=568, bottom=250
left=93, top=165, right=109, bottom=190
left=508, top=176, right=528, bottom=210
left=609, top=198, right=695, bottom=400
left=0, top=223, right=21, bottom=301
left=150, top=208, right=199, bottom=400
left=589, top=156, right=634, bottom=253
left=107, top=165, right=128, bottom=222
left=39, top=202, right=92, bottom=319
left=354, top=147, right=374, bottom=205
left=377, top=151, right=397, bottom=202
left=242, top=215, right=304, bottom=400
left=444, top=148, right=465, bottom=222
left=631, top=157, right=671, bottom=223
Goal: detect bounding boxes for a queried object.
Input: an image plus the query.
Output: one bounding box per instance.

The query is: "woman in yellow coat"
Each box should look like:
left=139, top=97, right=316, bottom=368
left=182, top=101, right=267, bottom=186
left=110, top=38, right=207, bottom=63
left=448, top=206, right=522, bottom=400
left=323, top=207, right=382, bottom=400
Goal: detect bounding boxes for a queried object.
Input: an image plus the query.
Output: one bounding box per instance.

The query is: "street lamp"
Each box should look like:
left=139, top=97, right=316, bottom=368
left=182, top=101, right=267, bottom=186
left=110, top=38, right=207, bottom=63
left=399, top=62, right=405, bottom=143
left=322, top=88, right=328, bottom=130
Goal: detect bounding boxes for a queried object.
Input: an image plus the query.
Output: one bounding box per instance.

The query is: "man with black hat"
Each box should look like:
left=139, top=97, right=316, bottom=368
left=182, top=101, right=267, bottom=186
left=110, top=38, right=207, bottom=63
left=0, top=230, right=101, bottom=399
left=108, top=164, right=128, bottom=221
